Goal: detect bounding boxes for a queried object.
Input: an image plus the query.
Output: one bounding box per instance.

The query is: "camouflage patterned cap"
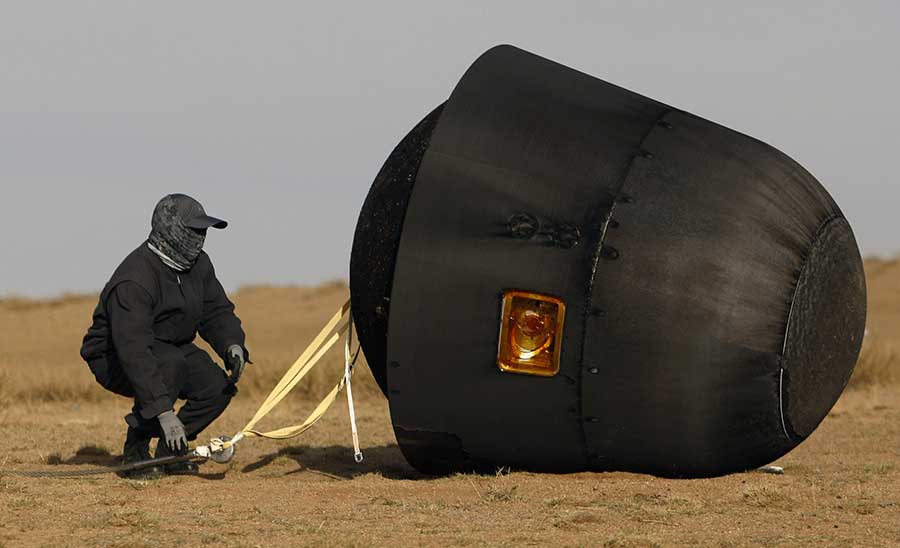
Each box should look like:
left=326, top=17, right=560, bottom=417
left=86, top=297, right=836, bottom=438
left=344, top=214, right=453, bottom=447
left=163, top=193, right=228, bottom=230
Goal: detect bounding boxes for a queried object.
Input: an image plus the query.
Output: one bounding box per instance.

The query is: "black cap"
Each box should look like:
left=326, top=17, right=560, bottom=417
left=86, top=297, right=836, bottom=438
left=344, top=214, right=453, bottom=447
left=167, top=193, right=228, bottom=230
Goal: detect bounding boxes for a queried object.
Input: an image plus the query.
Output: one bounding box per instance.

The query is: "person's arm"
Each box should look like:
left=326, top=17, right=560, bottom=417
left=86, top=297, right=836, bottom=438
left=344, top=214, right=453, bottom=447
left=107, top=282, right=171, bottom=419
left=198, top=261, right=249, bottom=363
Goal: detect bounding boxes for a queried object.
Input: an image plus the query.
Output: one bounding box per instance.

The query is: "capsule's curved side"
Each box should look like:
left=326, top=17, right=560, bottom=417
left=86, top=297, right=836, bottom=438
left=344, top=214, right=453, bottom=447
left=579, top=109, right=866, bottom=477
left=350, top=45, right=866, bottom=476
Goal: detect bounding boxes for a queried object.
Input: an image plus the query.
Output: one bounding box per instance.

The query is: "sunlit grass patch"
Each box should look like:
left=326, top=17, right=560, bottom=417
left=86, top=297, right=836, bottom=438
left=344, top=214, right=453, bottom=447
left=849, top=332, right=899, bottom=389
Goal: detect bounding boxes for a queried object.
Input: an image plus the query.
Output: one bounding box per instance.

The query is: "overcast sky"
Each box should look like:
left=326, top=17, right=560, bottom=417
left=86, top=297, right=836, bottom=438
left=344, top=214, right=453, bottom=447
left=1, top=1, right=897, bottom=297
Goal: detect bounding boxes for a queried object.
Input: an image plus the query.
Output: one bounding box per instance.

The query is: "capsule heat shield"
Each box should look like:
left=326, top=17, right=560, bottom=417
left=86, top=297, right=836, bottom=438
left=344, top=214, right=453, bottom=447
left=349, top=45, right=866, bottom=477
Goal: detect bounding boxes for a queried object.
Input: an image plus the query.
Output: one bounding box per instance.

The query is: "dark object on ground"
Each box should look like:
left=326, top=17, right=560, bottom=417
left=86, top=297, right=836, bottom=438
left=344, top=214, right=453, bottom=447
left=155, top=442, right=200, bottom=476
left=349, top=45, right=866, bottom=477
left=119, top=427, right=164, bottom=480
left=6, top=443, right=211, bottom=479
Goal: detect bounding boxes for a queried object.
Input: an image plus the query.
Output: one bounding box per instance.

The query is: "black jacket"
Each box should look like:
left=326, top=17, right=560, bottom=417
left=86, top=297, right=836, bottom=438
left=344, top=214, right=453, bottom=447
left=81, top=243, right=247, bottom=418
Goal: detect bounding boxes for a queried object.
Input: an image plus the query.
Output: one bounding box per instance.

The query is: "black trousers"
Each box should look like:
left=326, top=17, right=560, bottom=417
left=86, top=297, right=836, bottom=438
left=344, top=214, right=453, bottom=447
left=90, top=342, right=235, bottom=441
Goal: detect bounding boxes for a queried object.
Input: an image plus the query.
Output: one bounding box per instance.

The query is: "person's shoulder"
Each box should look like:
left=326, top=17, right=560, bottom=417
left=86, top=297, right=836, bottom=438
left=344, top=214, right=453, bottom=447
left=113, top=243, right=155, bottom=272
left=106, top=243, right=161, bottom=296
left=118, top=243, right=153, bottom=266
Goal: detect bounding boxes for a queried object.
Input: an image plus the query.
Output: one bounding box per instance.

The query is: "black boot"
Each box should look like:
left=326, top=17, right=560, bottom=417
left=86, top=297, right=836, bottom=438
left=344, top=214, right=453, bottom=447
left=119, top=427, right=164, bottom=480
left=155, top=441, right=200, bottom=476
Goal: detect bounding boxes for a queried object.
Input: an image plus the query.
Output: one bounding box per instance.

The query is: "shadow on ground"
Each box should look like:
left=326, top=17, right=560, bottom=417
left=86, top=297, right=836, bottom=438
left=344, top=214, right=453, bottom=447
left=48, top=445, right=118, bottom=466
left=45, top=445, right=227, bottom=482
left=242, top=444, right=427, bottom=480
left=43, top=443, right=427, bottom=482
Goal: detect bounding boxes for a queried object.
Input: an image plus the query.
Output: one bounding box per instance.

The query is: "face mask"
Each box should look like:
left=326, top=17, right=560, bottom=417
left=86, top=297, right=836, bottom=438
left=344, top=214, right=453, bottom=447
left=148, top=195, right=207, bottom=270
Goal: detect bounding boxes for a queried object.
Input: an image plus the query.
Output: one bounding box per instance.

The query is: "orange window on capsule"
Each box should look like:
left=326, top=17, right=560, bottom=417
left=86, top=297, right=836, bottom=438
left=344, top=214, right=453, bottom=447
left=497, top=291, right=565, bottom=377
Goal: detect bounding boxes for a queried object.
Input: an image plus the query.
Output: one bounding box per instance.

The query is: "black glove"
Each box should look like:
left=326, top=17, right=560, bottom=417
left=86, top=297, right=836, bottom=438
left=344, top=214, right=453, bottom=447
left=157, top=410, right=187, bottom=452
left=226, top=344, right=246, bottom=384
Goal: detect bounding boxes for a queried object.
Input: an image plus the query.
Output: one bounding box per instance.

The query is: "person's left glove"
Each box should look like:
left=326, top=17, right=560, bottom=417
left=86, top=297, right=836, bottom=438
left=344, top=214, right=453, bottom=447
left=226, top=344, right=246, bottom=384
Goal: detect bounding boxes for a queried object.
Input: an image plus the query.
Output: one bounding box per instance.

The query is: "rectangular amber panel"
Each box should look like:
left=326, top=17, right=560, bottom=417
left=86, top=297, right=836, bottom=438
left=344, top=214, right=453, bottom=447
left=497, top=290, right=565, bottom=376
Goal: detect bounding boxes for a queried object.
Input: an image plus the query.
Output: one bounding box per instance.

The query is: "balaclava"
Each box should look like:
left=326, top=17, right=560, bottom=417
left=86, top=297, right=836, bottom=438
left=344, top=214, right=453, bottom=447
left=147, top=194, right=211, bottom=271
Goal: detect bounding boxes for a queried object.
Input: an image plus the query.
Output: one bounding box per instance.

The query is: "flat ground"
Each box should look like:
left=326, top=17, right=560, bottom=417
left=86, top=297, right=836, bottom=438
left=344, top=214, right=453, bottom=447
left=1, top=262, right=899, bottom=547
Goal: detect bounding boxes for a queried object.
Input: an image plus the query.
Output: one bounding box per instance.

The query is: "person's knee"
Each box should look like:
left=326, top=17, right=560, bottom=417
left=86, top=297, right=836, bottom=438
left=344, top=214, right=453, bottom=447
left=179, top=378, right=234, bottom=441
left=209, top=382, right=234, bottom=413
left=191, top=371, right=234, bottom=408
left=180, top=345, right=236, bottom=414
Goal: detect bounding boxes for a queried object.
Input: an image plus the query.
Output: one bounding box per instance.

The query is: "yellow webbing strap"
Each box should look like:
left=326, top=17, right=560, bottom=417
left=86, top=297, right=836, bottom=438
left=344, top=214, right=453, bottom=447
left=218, top=298, right=351, bottom=449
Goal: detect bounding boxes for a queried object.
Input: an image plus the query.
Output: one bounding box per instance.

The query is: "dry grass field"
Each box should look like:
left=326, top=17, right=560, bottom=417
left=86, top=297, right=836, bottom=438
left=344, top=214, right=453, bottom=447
left=1, top=261, right=899, bottom=547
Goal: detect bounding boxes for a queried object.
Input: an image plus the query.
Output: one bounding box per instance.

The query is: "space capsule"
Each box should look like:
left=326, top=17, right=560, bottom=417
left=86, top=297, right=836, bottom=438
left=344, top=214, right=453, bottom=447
left=349, top=45, right=866, bottom=477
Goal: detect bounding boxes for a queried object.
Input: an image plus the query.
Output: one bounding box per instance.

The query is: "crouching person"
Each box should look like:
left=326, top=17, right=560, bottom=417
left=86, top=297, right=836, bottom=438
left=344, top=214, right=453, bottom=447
left=80, top=194, right=250, bottom=479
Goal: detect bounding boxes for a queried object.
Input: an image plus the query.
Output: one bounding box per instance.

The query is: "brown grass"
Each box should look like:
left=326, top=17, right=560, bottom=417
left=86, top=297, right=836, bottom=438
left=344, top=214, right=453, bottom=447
left=1, top=261, right=900, bottom=547
left=849, top=333, right=899, bottom=389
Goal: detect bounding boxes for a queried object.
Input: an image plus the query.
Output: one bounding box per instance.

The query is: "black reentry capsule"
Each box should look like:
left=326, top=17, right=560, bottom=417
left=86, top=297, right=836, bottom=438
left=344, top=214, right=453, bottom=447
left=349, top=45, right=866, bottom=477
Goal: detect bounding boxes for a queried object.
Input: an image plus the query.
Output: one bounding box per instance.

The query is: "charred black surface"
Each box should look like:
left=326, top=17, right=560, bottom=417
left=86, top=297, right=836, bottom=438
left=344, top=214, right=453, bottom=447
left=782, top=217, right=866, bottom=440
left=350, top=45, right=866, bottom=477
left=349, top=105, right=444, bottom=396
left=579, top=110, right=852, bottom=477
